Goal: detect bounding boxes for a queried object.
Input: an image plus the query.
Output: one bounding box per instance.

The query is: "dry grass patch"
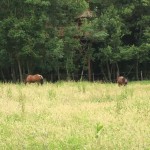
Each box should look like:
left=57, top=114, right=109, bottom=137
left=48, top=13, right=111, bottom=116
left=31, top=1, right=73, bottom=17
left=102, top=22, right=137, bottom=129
left=0, top=81, right=149, bottom=149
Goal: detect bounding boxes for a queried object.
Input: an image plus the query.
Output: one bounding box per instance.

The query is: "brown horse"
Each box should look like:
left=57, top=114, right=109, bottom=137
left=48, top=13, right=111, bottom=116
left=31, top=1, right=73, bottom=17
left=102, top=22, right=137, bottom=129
left=25, top=74, right=44, bottom=85
left=117, top=76, right=128, bottom=86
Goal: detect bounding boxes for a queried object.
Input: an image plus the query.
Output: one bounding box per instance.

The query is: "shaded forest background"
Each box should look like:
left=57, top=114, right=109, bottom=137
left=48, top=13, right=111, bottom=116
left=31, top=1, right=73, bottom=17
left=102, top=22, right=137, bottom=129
left=0, top=0, right=150, bottom=82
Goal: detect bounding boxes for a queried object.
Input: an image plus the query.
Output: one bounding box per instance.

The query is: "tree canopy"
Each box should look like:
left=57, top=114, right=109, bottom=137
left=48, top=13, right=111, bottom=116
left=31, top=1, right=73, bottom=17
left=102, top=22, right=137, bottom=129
left=0, top=0, right=150, bottom=82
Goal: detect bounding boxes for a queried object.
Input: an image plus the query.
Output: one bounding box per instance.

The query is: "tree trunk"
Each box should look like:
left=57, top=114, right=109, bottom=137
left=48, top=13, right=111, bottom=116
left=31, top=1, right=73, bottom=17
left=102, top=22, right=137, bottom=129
left=101, top=63, right=107, bottom=81
left=57, top=66, right=60, bottom=81
left=1, top=69, right=6, bottom=82
left=80, top=69, right=84, bottom=81
left=116, top=62, right=120, bottom=77
left=106, top=60, right=111, bottom=82
left=72, top=73, right=75, bottom=81
left=140, top=70, right=143, bottom=80
left=136, top=60, right=139, bottom=80
left=17, top=58, right=23, bottom=82
left=66, top=68, right=71, bottom=81
left=11, top=65, right=16, bottom=82
left=51, top=74, right=53, bottom=82
left=27, top=62, right=30, bottom=74
left=66, top=61, right=71, bottom=81
left=92, top=73, right=94, bottom=81
left=88, top=55, right=92, bottom=81
left=111, top=63, right=116, bottom=82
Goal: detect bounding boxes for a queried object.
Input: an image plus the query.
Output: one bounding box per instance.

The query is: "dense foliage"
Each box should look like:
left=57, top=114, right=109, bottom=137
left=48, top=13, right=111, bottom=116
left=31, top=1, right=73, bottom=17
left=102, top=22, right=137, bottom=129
left=0, top=0, right=150, bottom=82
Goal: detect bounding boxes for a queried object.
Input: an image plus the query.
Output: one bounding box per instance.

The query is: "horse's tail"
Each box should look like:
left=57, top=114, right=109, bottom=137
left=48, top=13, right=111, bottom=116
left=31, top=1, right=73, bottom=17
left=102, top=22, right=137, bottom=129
left=24, top=77, right=28, bottom=85
left=40, top=78, right=44, bottom=85
left=124, top=78, right=128, bottom=85
left=23, top=74, right=30, bottom=85
left=38, top=75, right=44, bottom=85
left=24, top=80, right=27, bottom=85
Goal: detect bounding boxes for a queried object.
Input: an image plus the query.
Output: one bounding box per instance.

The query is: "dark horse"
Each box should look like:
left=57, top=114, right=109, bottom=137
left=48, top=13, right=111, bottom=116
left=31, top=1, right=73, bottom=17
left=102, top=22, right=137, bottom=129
left=117, top=76, right=128, bottom=86
left=25, top=74, right=44, bottom=85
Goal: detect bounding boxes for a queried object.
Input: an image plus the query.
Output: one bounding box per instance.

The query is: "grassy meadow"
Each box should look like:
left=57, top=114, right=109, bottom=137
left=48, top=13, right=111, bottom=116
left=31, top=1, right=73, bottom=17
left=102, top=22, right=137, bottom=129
left=0, top=81, right=150, bottom=150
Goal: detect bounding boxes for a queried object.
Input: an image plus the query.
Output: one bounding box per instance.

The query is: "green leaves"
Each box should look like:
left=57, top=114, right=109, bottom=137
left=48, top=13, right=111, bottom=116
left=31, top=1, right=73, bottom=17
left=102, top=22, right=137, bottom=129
left=25, top=0, right=51, bottom=6
left=0, top=0, right=149, bottom=81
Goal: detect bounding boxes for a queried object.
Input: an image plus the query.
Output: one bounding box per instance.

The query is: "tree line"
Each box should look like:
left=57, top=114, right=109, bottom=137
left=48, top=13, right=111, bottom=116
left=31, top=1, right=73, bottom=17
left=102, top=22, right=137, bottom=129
left=0, top=0, right=150, bottom=82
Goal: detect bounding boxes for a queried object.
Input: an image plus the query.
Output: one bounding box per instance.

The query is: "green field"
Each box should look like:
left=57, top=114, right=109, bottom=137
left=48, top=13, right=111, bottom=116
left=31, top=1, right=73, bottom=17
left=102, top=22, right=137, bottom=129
left=0, top=81, right=150, bottom=150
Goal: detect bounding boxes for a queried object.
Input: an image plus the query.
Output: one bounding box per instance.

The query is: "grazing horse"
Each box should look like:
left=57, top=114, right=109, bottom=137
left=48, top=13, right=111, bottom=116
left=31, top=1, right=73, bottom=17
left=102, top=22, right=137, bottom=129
left=25, top=74, right=44, bottom=85
left=117, top=76, right=128, bottom=86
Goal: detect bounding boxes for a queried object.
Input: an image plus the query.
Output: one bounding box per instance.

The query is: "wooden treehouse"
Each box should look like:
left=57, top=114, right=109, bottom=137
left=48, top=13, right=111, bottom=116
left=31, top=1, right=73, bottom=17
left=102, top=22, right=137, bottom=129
left=75, top=9, right=96, bottom=81
left=58, top=9, right=95, bottom=81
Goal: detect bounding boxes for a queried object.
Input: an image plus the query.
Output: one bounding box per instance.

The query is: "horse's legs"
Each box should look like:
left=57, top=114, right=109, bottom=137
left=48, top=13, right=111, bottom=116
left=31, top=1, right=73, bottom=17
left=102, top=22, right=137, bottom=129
left=40, top=79, right=43, bottom=85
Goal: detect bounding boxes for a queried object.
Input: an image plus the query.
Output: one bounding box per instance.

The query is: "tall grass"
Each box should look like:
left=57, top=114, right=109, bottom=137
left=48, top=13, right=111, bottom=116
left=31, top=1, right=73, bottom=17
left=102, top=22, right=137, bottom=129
left=0, top=81, right=149, bottom=149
